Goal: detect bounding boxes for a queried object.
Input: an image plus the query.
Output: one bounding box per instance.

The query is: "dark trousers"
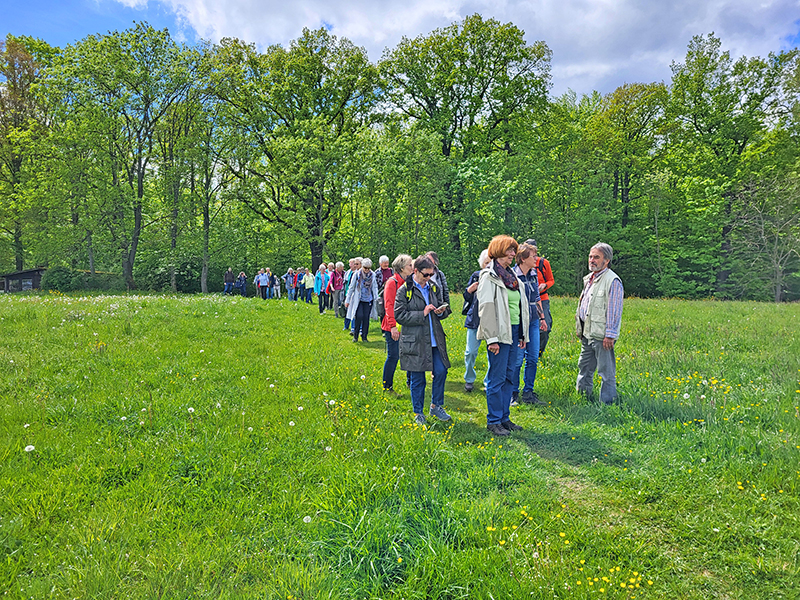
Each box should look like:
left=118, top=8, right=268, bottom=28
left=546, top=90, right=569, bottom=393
left=353, top=301, right=372, bottom=340
left=260, top=285, right=268, bottom=300
left=383, top=330, right=399, bottom=390
left=318, top=292, right=328, bottom=314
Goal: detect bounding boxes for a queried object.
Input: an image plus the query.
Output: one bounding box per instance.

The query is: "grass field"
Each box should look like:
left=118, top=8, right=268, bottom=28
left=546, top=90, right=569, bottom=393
left=1, top=292, right=799, bottom=599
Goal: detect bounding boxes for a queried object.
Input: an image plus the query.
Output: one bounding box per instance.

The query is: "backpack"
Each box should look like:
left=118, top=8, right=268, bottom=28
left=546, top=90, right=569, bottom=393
left=376, top=275, right=400, bottom=320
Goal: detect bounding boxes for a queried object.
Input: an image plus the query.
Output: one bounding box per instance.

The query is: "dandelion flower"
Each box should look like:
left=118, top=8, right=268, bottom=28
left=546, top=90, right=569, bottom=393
left=289, top=421, right=295, bottom=426
left=302, top=516, right=311, bottom=523
left=24, top=445, right=34, bottom=452
left=498, top=540, right=506, bottom=545
left=188, top=407, right=195, bottom=413
left=397, top=557, right=403, bottom=563
left=559, top=532, right=566, bottom=537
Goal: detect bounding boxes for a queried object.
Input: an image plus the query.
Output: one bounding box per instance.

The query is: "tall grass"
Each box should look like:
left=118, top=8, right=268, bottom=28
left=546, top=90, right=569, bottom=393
left=1, top=292, right=798, bottom=599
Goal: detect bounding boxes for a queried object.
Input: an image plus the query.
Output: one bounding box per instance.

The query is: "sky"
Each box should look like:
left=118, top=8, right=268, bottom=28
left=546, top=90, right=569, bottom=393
left=4, top=0, right=800, bottom=96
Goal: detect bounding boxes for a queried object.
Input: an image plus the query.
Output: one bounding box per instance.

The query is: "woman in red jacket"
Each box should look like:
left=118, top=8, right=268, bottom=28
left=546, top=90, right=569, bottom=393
left=381, top=254, right=413, bottom=393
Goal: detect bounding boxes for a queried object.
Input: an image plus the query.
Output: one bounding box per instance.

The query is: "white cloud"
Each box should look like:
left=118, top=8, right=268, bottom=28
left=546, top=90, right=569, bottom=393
left=121, top=0, right=800, bottom=95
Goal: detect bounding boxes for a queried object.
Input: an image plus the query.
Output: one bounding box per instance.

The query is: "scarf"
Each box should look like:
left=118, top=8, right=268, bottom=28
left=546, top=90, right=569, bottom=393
left=494, top=260, right=519, bottom=291
left=360, top=270, right=374, bottom=293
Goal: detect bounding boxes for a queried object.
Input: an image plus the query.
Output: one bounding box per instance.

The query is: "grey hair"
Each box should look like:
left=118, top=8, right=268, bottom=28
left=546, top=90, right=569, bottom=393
left=592, top=242, right=613, bottom=263
left=335, top=261, right=344, bottom=269
left=478, top=249, right=490, bottom=268
left=361, top=257, right=372, bottom=269
left=379, top=255, right=390, bottom=265
left=392, top=253, right=413, bottom=273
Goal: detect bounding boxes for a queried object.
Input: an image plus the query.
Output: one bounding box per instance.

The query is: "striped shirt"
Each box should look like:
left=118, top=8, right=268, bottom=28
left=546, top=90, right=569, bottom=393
left=578, top=268, right=624, bottom=339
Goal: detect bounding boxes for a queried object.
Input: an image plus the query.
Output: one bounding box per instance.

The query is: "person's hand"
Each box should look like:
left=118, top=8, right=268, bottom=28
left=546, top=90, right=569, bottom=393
left=538, top=283, right=546, bottom=293
left=488, top=343, right=500, bottom=355
left=344, top=302, right=349, bottom=309
left=433, top=305, right=446, bottom=315
left=391, top=326, right=400, bottom=341
left=540, top=319, right=548, bottom=331
left=467, top=281, right=479, bottom=294
left=423, top=304, right=436, bottom=316
left=519, top=339, right=526, bottom=349
left=603, top=336, right=616, bottom=350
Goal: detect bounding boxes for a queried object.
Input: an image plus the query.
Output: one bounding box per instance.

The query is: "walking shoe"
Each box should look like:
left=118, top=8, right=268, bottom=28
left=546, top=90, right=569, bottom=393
left=501, top=419, right=523, bottom=431
left=429, top=405, right=451, bottom=421
left=486, top=423, right=510, bottom=436
left=464, top=382, right=474, bottom=393
left=511, top=390, right=519, bottom=404
left=510, top=398, right=519, bottom=407
left=414, top=413, right=427, bottom=426
left=521, top=390, right=547, bottom=406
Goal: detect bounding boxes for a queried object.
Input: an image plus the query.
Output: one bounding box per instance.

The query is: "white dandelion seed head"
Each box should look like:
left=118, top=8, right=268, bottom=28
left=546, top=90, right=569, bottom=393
left=188, top=407, right=195, bottom=413
left=297, top=406, right=303, bottom=411
left=701, top=458, right=706, bottom=463
left=303, top=516, right=312, bottom=523
left=325, top=446, right=332, bottom=452
left=120, top=416, right=127, bottom=421
left=139, top=421, right=145, bottom=426
left=192, top=377, right=197, bottom=381
left=392, top=466, right=397, bottom=471
left=532, top=551, right=539, bottom=559
left=141, top=408, right=147, bottom=412
left=683, top=393, right=690, bottom=399
left=289, top=421, right=295, bottom=426
left=329, top=400, right=336, bottom=406
left=199, top=349, right=204, bottom=353
left=270, top=384, right=275, bottom=388
left=322, top=392, right=328, bottom=396
left=360, top=375, right=366, bottom=380
left=700, top=395, right=706, bottom=400
left=248, top=427, right=253, bottom=432
left=25, top=445, right=34, bottom=452
left=241, top=375, right=246, bottom=380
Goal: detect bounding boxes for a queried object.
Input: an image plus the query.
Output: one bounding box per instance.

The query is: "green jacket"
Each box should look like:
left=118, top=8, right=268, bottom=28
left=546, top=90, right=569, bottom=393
left=394, top=278, right=451, bottom=373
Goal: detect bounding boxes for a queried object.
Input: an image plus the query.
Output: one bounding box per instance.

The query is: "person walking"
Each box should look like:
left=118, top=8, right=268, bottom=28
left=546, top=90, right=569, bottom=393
left=343, top=258, right=361, bottom=331
left=283, top=268, right=296, bottom=301
left=380, top=254, right=413, bottom=393
left=314, top=264, right=330, bottom=314
left=235, top=271, right=247, bottom=297
left=394, top=255, right=452, bottom=425
left=576, top=243, right=624, bottom=405
left=329, top=262, right=345, bottom=318
left=256, top=269, right=269, bottom=300
left=223, top=267, right=235, bottom=295
left=344, top=258, right=378, bottom=342
left=512, top=243, right=549, bottom=406
left=477, top=235, right=530, bottom=436
left=525, top=240, right=555, bottom=358
left=463, top=249, right=490, bottom=393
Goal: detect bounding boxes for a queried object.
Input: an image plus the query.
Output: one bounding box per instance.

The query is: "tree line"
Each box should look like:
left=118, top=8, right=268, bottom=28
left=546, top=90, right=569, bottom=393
left=1, top=16, right=798, bottom=300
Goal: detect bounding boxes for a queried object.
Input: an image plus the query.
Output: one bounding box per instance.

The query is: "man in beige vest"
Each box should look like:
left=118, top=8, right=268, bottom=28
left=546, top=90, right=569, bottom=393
left=575, top=243, right=624, bottom=404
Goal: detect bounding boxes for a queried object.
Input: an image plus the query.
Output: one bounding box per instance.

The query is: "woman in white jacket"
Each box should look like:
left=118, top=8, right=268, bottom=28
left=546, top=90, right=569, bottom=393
left=477, top=235, right=530, bottom=436
left=344, top=257, right=379, bottom=342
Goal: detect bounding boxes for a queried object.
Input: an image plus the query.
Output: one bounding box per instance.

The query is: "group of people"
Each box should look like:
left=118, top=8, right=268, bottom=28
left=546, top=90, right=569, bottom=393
left=225, top=238, right=624, bottom=436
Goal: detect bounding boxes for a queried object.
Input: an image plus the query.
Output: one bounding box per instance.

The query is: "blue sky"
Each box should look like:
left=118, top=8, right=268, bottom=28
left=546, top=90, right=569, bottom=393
left=5, top=0, right=800, bottom=96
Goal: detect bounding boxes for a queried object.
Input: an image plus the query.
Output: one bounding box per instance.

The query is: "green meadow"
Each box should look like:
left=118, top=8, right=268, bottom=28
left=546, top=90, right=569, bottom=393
left=1, top=292, right=798, bottom=599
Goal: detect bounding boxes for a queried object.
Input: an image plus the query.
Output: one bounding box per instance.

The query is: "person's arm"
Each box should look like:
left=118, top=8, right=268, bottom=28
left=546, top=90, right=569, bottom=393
left=463, top=272, right=479, bottom=303
left=604, top=278, right=624, bottom=348
left=539, top=259, right=555, bottom=293
left=394, top=285, right=426, bottom=326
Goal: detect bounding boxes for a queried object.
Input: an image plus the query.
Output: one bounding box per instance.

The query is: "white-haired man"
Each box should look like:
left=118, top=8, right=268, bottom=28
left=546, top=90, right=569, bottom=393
left=575, top=243, right=624, bottom=404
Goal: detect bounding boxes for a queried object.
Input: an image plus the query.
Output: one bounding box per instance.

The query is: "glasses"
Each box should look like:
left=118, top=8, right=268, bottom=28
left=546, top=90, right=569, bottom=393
left=419, top=271, right=434, bottom=278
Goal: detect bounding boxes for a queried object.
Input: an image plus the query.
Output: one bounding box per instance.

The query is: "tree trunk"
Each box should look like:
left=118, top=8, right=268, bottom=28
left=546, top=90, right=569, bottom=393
left=309, top=237, right=324, bottom=272
left=14, top=219, right=23, bottom=272
left=86, top=231, right=95, bottom=275
left=201, top=197, right=210, bottom=294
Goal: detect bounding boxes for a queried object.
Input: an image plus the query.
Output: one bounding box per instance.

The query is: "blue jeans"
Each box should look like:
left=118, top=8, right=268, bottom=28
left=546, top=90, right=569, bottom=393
left=353, top=301, right=372, bottom=339
left=485, top=324, right=521, bottom=425
left=383, top=330, right=399, bottom=390
left=408, top=347, right=448, bottom=414
left=464, top=327, right=482, bottom=384
left=306, top=289, right=313, bottom=303
left=223, top=283, right=233, bottom=295
left=287, top=287, right=296, bottom=301
left=513, top=324, right=540, bottom=393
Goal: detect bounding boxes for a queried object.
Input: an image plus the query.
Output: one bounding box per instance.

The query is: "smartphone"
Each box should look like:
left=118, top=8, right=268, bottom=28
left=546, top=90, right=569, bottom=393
left=436, top=303, right=449, bottom=311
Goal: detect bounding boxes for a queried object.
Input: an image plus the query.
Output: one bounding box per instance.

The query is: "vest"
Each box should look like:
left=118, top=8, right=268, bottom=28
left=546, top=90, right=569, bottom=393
left=576, top=268, right=620, bottom=341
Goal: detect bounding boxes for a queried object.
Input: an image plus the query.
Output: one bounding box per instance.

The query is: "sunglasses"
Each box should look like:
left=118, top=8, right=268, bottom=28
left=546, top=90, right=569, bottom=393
left=418, top=271, right=434, bottom=278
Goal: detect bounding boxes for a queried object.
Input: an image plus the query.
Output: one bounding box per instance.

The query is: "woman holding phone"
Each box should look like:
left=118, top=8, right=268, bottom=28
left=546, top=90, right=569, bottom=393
left=394, top=255, right=452, bottom=426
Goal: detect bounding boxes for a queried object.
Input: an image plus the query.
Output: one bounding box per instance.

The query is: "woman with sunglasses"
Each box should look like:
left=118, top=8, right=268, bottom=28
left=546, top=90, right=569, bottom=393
left=476, top=235, right=530, bottom=436
left=394, top=255, right=452, bottom=426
